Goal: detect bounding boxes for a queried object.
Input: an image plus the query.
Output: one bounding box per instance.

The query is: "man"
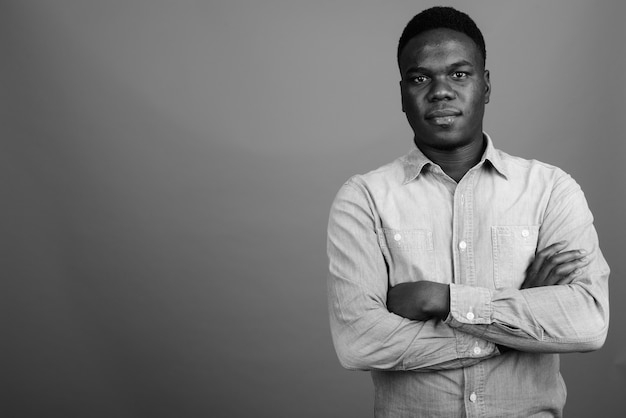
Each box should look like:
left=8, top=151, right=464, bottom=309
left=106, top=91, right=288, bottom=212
left=327, top=6, right=609, bottom=417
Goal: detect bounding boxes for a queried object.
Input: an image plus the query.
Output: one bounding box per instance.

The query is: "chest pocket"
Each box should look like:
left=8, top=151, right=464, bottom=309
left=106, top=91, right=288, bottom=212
left=491, top=225, right=539, bottom=289
left=378, top=228, right=435, bottom=286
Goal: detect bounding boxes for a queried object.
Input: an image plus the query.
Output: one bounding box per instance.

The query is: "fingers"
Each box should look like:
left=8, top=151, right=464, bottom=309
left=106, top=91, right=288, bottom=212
left=547, top=254, right=590, bottom=285
left=526, top=241, right=567, bottom=278
left=526, top=241, right=569, bottom=286
left=523, top=241, right=590, bottom=289
left=544, top=251, right=589, bottom=286
left=538, top=248, right=588, bottom=286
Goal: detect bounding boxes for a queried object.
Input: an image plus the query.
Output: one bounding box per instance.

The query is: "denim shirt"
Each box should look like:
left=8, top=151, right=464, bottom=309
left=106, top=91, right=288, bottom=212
left=327, top=134, right=609, bottom=417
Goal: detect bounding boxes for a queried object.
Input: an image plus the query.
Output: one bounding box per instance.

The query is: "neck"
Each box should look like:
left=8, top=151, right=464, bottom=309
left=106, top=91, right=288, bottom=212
left=418, top=135, right=486, bottom=183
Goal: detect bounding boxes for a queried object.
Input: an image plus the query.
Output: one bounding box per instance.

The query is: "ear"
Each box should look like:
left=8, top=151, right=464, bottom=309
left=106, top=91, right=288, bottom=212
left=483, top=69, right=491, bottom=104
left=399, top=80, right=406, bottom=112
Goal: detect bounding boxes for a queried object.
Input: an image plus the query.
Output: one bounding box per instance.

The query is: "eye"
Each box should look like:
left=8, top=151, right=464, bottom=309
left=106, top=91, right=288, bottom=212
left=410, top=75, right=429, bottom=84
left=451, top=71, right=468, bottom=79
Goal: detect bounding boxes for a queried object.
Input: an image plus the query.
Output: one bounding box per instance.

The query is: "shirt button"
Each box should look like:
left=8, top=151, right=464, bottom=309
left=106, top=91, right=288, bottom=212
left=466, top=312, right=475, bottom=320
left=459, top=241, right=467, bottom=250
left=521, top=229, right=530, bottom=238
left=469, top=392, right=477, bottom=403
left=473, top=346, right=482, bottom=355
left=394, top=233, right=402, bottom=241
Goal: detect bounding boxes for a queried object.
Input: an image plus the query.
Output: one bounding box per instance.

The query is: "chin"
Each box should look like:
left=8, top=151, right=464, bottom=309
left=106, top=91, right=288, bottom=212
left=416, top=130, right=473, bottom=151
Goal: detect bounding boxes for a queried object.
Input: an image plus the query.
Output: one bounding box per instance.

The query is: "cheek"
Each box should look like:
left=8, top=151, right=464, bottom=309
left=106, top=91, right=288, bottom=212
left=401, top=94, right=424, bottom=116
left=464, top=103, right=486, bottom=129
left=401, top=90, right=412, bottom=110
left=463, top=88, right=486, bottom=115
left=469, top=83, right=488, bottom=104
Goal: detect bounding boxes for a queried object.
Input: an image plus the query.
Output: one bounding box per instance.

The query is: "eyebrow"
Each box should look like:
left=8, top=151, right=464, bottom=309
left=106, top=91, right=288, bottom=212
left=404, top=60, right=475, bottom=75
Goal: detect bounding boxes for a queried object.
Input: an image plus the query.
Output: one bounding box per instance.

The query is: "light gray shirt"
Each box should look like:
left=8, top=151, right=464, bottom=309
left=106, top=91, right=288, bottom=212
left=327, top=134, right=609, bottom=417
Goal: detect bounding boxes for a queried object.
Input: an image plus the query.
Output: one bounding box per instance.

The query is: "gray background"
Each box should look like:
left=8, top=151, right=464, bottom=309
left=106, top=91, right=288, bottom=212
left=2, top=1, right=624, bottom=417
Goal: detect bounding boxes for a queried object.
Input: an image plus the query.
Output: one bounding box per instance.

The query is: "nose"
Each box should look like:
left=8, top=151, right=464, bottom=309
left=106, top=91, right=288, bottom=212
left=427, top=77, right=456, bottom=102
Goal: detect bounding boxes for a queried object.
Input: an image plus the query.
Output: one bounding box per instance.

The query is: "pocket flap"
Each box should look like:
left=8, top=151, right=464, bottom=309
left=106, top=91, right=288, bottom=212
left=492, top=225, right=539, bottom=248
left=379, top=228, right=433, bottom=251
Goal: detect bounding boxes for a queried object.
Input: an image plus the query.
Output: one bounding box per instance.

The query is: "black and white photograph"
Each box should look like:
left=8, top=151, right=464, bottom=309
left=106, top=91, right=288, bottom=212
left=3, top=1, right=625, bottom=417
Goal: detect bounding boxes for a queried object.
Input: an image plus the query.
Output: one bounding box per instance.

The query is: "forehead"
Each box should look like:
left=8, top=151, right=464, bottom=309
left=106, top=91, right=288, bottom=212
left=399, top=28, right=482, bottom=72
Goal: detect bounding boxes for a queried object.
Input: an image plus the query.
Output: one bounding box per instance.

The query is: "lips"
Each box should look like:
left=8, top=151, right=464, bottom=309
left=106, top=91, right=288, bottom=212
left=425, top=108, right=462, bottom=119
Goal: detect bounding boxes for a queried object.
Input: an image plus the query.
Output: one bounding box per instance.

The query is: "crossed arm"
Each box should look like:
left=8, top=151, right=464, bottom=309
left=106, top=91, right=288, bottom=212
left=387, top=241, right=590, bottom=321
left=328, top=176, right=609, bottom=371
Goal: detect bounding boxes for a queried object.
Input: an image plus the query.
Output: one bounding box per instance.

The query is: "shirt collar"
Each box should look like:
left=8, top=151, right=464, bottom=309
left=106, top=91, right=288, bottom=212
left=402, top=132, right=509, bottom=184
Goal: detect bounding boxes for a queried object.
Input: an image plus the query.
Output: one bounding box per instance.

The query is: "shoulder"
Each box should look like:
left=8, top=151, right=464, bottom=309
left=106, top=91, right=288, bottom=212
left=342, top=154, right=408, bottom=194
left=496, top=148, right=574, bottom=185
left=329, top=153, right=409, bottom=214
left=495, top=148, right=585, bottom=207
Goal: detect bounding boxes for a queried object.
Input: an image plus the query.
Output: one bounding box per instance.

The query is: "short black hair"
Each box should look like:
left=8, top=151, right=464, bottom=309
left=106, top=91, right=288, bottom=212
left=397, top=6, right=486, bottom=67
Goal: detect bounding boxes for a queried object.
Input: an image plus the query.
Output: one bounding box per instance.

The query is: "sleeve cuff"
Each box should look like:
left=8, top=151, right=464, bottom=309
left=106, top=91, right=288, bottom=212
left=445, top=283, right=493, bottom=326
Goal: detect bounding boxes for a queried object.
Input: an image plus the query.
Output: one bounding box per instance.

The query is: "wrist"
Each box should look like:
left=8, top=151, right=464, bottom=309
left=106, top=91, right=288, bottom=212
left=417, top=282, right=450, bottom=320
left=440, top=284, right=451, bottom=319
left=429, top=283, right=450, bottom=320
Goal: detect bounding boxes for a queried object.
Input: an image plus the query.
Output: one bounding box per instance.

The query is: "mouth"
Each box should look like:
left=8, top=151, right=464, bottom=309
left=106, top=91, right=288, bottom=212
left=425, top=108, right=462, bottom=127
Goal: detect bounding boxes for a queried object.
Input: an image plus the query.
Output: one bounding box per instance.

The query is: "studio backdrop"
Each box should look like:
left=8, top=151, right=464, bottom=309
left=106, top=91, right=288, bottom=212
left=2, top=1, right=625, bottom=417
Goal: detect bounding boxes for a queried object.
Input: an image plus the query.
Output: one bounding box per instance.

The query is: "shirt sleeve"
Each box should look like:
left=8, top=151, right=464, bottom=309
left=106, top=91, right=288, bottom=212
left=327, top=179, right=498, bottom=371
left=445, top=171, right=610, bottom=352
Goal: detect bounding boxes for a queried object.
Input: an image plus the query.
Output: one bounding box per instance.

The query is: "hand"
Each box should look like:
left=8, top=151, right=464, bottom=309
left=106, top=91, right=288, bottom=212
left=387, top=281, right=450, bottom=321
left=522, top=241, right=589, bottom=289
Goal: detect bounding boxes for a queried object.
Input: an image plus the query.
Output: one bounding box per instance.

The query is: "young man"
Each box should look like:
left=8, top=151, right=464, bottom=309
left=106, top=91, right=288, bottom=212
left=327, top=7, right=609, bottom=417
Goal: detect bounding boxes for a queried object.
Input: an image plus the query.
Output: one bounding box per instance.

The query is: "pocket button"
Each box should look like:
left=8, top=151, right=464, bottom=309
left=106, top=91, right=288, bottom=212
left=394, top=233, right=402, bottom=241
left=521, top=229, right=530, bottom=238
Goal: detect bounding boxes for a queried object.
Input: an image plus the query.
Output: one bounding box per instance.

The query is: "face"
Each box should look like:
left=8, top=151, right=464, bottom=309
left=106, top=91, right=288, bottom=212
left=399, top=28, right=490, bottom=152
